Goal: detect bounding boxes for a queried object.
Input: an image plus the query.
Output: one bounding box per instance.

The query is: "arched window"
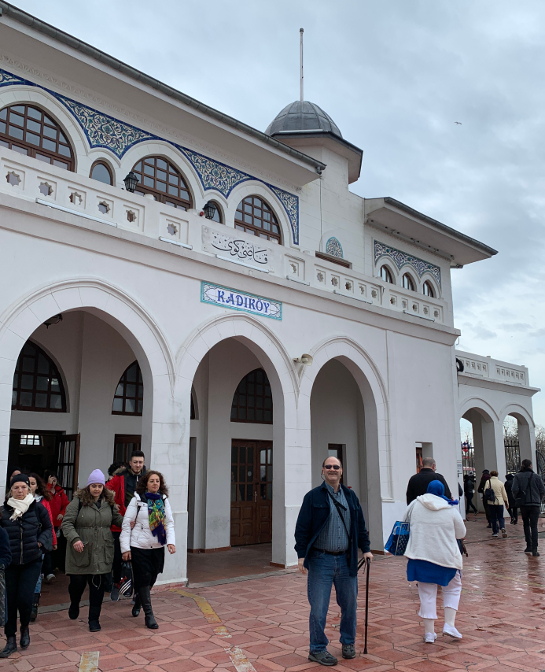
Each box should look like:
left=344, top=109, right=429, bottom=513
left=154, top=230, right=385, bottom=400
left=90, top=161, right=113, bottom=185
left=0, top=104, right=74, bottom=170
left=235, top=196, right=281, bottom=243
left=112, top=361, right=143, bottom=415
left=231, top=368, right=273, bottom=423
left=12, top=341, right=66, bottom=412
left=402, top=273, right=415, bottom=291
left=132, top=156, right=192, bottom=210
left=380, top=265, right=394, bottom=284
left=423, top=281, right=435, bottom=298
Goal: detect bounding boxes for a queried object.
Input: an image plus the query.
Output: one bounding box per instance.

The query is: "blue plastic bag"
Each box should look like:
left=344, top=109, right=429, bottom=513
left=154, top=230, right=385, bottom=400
left=385, top=521, right=410, bottom=556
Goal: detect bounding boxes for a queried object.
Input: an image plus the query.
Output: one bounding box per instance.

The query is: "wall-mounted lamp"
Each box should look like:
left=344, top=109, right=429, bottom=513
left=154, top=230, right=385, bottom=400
left=43, top=314, right=63, bottom=329
left=123, top=171, right=139, bottom=193
left=203, top=201, right=217, bottom=220
left=293, top=354, right=313, bottom=366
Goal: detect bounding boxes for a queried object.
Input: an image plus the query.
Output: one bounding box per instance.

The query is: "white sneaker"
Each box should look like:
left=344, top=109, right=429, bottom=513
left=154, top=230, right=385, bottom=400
left=45, top=574, right=56, bottom=584
left=443, top=623, right=462, bottom=639
left=424, top=632, right=437, bottom=643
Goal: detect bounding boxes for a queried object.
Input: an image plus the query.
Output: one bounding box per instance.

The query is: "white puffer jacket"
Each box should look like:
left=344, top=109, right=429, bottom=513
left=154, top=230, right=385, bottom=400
left=120, top=493, right=175, bottom=553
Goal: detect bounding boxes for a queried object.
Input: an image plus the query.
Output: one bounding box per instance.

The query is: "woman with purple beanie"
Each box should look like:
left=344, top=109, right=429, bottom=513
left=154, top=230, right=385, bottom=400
left=61, top=469, right=123, bottom=632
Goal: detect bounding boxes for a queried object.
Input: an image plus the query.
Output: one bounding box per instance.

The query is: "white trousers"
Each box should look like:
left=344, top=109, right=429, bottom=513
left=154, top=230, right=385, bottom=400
left=417, top=572, right=462, bottom=620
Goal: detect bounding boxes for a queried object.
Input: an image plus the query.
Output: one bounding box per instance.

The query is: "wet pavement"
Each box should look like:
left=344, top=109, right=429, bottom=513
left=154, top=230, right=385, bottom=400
left=5, top=513, right=545, bottom=671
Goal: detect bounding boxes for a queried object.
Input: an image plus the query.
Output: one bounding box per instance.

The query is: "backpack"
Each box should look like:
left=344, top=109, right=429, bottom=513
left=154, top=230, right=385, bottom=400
left=484, top=480, right=496, bottom=504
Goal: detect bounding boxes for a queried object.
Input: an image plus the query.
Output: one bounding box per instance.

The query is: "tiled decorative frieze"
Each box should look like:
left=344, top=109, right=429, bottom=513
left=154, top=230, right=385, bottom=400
left=374, top=240, right=441, bottom=288
left=325, top=236, right=343, bottom=258
left=0, top=67, right=300, bottom=244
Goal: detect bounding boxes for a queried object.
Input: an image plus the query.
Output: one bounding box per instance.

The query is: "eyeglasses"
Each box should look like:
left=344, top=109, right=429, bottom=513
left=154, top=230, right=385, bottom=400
left=324, top=464, right=341, bottom=470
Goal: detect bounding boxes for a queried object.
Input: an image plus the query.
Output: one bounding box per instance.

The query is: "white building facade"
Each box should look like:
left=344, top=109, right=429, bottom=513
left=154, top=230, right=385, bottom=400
left=0, top=4, right=537, bottom=583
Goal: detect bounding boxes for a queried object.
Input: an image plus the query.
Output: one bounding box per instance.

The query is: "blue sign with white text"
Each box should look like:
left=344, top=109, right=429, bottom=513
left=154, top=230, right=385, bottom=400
left=201, top=282, right=282, bottom=320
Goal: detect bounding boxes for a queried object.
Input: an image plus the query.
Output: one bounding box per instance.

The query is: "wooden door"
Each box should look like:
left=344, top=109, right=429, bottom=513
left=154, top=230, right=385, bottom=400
left=57, top=434, right=80, bottom=501
left=230, top=440, right=272, bottom=546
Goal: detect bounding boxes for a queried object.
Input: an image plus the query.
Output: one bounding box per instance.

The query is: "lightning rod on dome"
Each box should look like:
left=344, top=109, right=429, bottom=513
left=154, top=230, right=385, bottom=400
left=300, top=28, right=304, bottom=103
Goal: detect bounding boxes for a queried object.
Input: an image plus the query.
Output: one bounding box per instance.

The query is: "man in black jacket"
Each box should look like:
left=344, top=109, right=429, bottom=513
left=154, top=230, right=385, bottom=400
left=295, top=457, right=372, bottom=666
left=512, top=459, right=545, bottom=556
left=406, top=457, right=452, bottom=504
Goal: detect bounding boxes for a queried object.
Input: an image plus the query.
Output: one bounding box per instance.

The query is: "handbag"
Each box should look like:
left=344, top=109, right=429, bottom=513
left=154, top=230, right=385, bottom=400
left=484, top=479, right=496, bottom=505
left=385, top=521, right=410, bottom=556
left=119, top=561, right=133, bottom=598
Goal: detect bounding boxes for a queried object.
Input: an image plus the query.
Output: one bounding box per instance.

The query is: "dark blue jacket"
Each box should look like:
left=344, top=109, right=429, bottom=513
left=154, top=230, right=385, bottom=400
left=0, top=527, right=11, bottom=569
left=294, top=483, right=370, bottom=577
left=0, top=500, right=52, bottom=565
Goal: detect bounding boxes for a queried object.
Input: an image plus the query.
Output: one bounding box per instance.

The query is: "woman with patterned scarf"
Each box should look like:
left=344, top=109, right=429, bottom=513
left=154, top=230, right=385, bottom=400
left=120, top=471, right=175, bottom=629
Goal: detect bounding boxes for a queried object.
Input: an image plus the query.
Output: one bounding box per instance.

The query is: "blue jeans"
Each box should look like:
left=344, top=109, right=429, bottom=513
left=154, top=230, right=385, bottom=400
left=307, top=549, right=357, bottom=653
left=490, top=504, right=505, bottom=534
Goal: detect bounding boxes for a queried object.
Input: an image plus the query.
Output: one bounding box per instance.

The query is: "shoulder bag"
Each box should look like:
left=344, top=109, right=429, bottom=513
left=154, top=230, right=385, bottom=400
left=385, top=521, right=410, bottom=556
left=484, top=479, right=496, bottom=505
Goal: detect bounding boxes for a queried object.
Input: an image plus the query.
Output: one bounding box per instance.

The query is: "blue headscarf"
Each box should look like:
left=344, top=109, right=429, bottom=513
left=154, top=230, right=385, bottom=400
left=427, top=479, right=458, bottom=506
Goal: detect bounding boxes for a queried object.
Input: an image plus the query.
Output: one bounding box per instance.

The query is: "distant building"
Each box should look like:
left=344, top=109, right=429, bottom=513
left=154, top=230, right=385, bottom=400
left=0, top=4, right=537, bottom=583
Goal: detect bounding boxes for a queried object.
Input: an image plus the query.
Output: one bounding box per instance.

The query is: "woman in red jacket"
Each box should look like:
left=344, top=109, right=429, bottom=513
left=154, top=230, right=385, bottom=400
left=44, top=471, right=69, bottom=575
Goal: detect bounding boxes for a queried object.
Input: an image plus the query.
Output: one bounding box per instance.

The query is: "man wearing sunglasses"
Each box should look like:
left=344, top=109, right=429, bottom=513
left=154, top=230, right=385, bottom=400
left=295, top=456, right=373, bottom=666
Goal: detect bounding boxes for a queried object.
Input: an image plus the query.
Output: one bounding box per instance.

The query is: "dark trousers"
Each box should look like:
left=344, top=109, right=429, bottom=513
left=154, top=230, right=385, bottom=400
left=52, top=530, right=66, bottom=572
left=520, top=505, right=540, bottom=551
left=508, top=506, right=518, bottom=523
left=42, top=551, right=53, bottom=577
left=112, top=531, right=122, bottom=585
left=5, top=559, right=42, bottom=636
left=483, top=500, right=491, bottom=522
left=465, top=493, right=477, bottom=514
left=489, top=504, right=505, bottom=534
left=68, top=574, right=107, bottom=623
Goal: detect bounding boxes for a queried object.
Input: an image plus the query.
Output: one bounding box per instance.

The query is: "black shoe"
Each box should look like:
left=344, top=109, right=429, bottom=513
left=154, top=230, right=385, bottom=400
left=524, top=547, right=532, bottom=553
left=0, top=636, right=17, bottom=658
left=68, top=602, right=80, bottom=620
left=110, top=583, right=120, bottom=601
left=487, top=524, right=492, bottom=528
left=132, top=596, right=141, bottom=617
left=89, top=620, right=101, bottom=632
left=533, top=551, right=540, bottom=557
left=308, top=650, right=338, bottom=666
left=139, top=586, right=159, bottom=629
left=20, top=627, right=30, bottom=649
left=342, top=644, right=356, bottom=659
left=30, top=591, right=40, bottom=622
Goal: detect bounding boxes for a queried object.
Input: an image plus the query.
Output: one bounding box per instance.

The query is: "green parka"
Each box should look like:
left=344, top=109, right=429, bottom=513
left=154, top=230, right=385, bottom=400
left=61, top=487, right=123, bottom=575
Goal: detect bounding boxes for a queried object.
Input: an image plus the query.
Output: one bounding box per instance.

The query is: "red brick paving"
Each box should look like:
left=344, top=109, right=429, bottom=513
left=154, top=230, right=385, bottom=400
left=4, top=513, right=545, bottom=670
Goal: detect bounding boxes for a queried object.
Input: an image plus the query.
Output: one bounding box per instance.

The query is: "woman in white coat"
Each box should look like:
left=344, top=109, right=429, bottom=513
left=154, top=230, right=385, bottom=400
left=403, top=480, right=466, bottom=643
left=120, top=471, right=175, bottom=629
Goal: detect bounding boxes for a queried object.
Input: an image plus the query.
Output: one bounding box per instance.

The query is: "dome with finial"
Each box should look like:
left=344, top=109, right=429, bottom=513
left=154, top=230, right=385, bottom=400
left=265, top=101, right=343, bottom=138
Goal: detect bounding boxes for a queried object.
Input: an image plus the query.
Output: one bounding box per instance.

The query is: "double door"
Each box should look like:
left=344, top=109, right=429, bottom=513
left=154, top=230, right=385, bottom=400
left=230, top=440, right=272, bottom=546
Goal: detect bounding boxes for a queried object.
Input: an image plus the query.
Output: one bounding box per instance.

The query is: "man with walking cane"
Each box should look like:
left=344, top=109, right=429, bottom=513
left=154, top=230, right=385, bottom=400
left=295, top=456, right=373, bottom=666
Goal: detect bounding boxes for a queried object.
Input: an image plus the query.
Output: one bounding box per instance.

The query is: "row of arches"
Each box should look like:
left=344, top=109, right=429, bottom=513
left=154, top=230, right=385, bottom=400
left=1, top=100, right=284, bottom=243
left=379, top=264, right=437, bottom=298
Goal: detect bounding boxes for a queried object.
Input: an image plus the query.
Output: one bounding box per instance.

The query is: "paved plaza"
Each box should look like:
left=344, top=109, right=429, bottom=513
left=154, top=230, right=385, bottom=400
left=5, top=514, right=545, bottom=672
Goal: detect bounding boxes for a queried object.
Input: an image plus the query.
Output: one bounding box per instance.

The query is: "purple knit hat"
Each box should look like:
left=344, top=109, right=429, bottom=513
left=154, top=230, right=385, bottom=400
left=87, top=469, right=106, bottom=487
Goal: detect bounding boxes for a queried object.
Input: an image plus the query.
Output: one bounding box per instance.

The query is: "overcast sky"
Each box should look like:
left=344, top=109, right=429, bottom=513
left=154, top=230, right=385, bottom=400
left=9, top=0, right=545, bottom=426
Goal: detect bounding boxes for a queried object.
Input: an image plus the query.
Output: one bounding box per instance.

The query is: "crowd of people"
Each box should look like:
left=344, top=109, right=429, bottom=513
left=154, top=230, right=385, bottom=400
left=0, top=450, right=176, bottom=658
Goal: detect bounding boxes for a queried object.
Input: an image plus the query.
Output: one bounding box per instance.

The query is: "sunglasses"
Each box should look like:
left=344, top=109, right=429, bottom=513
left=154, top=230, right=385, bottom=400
left=324, top=464, right=341, bottom=470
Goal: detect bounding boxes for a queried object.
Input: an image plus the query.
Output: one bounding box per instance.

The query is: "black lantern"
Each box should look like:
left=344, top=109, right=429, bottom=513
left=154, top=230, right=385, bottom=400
left=203, top=201, right=217, bottom=220
left=43, top=314, right=63, bottom=329
left=123, top=171, right=139, bottom=193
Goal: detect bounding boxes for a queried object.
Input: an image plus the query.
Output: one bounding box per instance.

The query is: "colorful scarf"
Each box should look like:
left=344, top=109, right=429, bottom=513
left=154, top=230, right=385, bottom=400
left=146, top=493, right=167, bottom=545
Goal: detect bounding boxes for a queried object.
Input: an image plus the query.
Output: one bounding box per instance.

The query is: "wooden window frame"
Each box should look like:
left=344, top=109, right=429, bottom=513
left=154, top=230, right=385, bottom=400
left=132, top=156, right=192, bottom=210
left=315, top=251, right=352, bottom=268
left=234, top=196, right=282, bottom=244
left=114, top=434, right=142, bottom=464
left=0, top=104, right=74, bottom=171
left=112, top=361, right=144, bottom=416
left=380, top=265, right=394, bottom=284
left=12, top=341, right=67, bottom=413
left=90, top=160, right=113, bottom=186
left=231, top=368, right=273, bottom=424
left=423, top=281, right=435, bottom=298
left=402, top=273, right=415, bottom=291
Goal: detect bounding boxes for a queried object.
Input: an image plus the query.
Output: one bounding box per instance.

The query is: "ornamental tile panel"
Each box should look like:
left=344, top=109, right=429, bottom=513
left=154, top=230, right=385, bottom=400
left=178, top=146, right=250, bottom=197
left=269, top=185, right=299, bottom=245
left=0, top=69, right=25, bottom=87
left=374, top=240, right=441, bottom=288
left=325, top=236, right=343, bottom=258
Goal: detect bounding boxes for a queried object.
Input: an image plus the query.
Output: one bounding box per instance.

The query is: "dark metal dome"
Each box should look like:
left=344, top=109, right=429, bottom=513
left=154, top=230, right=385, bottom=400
left=265, top=101, right=342, bottom=138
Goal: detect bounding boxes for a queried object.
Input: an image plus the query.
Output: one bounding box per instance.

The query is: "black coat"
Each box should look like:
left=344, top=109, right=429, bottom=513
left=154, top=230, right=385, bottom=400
left=294, top=483, right=370, bottom=577
left=0, top=500, right=53, bottom=565
left=512, top=469, right=545, bottom=507
left=0, top=527, right=11, bottom=569
left=406, top=468, right=452, bottom=504
left=504, top=477, right=516, bottom=508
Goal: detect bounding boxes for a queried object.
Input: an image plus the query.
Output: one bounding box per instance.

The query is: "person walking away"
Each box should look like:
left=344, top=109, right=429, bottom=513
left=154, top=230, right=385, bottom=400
left=477, top=470, right=492, bottom=528
left=0, top=474, right=52, bottom=658
left=512, top=459, right=545, bottom=557
left=61, top=469, right=123, bottom=632
left=45, top=471, right=70, bottom=572
left=28, top=474, right=57, bottom=622
left=0, top=526, right=12, bottom=630
left=404, top=480, right=466, bottom=643
left=485, top=471, right=509, bottom=538
left=406, top=457, right=452, bottom=504
left=106, top=451, right=146, bottom=600
left=120, top=471, right=175, bottom=629
left=504, top=474, right=517, bottom=524
left=464, top=473, right=477, bottom=515
left=295, top=457, right=373, bottom=666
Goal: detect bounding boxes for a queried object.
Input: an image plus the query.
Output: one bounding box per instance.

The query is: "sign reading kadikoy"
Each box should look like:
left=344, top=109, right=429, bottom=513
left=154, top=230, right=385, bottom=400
left=201, top=282, right=282, bottom=320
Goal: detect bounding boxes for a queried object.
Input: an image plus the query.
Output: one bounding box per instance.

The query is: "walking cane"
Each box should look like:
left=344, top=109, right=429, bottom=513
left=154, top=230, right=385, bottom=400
left=363, top=557, right=370, bottom=654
